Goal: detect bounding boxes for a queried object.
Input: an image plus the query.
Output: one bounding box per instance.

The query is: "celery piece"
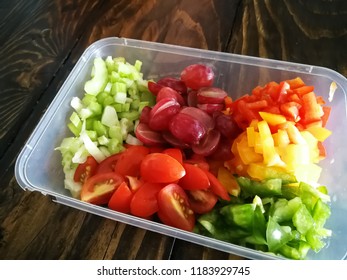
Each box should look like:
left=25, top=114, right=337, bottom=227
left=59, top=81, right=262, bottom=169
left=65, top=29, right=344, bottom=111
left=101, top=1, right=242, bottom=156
left=88, top=101, right=102, bottom=116
left=99, top=146, right=111, bottom=158
left=107, top=138, right=121, bottom=154
left=104, top=82, right=112, bottom=93
left=79, top=108, right=93, bottom=120
left=85, top=130, right=98, bottom=141
left=98, top=135, right=109, bottom=146
left=79, top=131, right=105, bottom=162
left=97, top=91, right=109, bottom=104
left=113, top=103, right=123, bottom=113
left=70, top=112, right=81, bottom=128
left=111, top=82, right=127, bottom=95
left=130, top=98, right=140, bottom=110
left=108, top=125, right=123, bottom=143
left=70, top=96, right=83, bottom=112
left=84, top=57, right=108, bottom=96
left=134, top=60, right=142, bottom=72
left=93, top=120, right=108, bottom=137
left=120, top=118, right=135, bottom=140
left=72, top=144, right=89, bottom=164
left=82, top=94, right=97, bottom=106
left=118, top=110, right=140, bottom=122
left=68, top=122, right=81, bottom=137
left=105, top=56, right=114, bottom=73
left=103, top=95, right=114, bottom=107
left=114, top=91, right=127, bottom=104
left=101, top=105, right=119, bottom=127
left=110, top=71, right=120, bottom=83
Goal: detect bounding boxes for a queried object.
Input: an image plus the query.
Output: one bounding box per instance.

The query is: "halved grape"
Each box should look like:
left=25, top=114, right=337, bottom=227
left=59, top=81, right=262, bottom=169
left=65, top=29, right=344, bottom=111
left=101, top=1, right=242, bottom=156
left=214, top=112, right=241, bottom=139
left=139, top=106, right=152, bottom=124
left=197, top=87, right=228, bottom=104
left=162, top=131, right=190, bottom=149
left=149, top=97, right=181, bottom=131
left=208, top=135, right=232, bottom=161
left=192, top=129, right=221, bottom=156
left=156, top=87, right=186, bottom=106
left=180, top=107, right=215, bottom=131
left=148, top=81, right=163, bottom=96
left=135, top=123, right=166, bottom=146
left=197, top=103, right=224, bottom=115
left=157, top=77, right=187, bottom=94
left=169, top=112, right=206, bottom=145
left=180, top=64, right=214, bottom=90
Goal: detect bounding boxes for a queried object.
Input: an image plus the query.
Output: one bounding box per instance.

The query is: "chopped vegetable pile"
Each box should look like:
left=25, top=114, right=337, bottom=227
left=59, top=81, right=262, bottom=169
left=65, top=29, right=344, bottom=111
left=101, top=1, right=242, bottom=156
left=56, top=56, right=333, bottom=260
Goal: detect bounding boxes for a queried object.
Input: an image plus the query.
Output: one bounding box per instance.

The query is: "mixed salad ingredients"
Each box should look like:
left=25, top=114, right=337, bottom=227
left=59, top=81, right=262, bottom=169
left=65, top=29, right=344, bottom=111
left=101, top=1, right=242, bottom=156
left=56, top=56, right=333, bottom=260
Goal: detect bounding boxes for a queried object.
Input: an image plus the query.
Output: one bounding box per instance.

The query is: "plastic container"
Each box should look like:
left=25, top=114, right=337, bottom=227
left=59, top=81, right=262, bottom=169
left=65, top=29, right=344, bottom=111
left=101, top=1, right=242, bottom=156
left=15, top=37, right=347, bottom=260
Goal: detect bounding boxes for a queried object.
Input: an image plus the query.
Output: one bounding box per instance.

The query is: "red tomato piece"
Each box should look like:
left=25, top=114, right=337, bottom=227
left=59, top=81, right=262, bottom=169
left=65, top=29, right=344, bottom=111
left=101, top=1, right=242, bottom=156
left=140, top=153, right=186, bottom=183
left=163, top=148, right=184, bottom=164
left=114, top=145, right=150, bottom=177
left=96, top=153, right=122, bottom=174
left=157, top=183, right=195, bottom=231
left=80, top=172, right=124, bottom=205
left=74, top=156, right=98, bottom=184
left=130, top=182, right=164, bottom=218
left=179, top=163, right=210, bottom=190
left=108, top=181, right=133, bottom=214
left=203, top=170, right=230, bottom=201
left=187, top=189, right=218, bottom=214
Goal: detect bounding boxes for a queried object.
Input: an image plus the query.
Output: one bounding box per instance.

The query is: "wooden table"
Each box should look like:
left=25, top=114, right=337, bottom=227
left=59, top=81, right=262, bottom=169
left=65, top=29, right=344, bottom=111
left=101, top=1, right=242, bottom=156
left=0, top=0, right=346, bottom=260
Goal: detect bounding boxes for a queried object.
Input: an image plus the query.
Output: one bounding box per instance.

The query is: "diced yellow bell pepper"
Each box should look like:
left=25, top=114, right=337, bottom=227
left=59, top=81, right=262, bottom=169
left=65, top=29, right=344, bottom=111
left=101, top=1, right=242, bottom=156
left=300, top=131, right=319, bottom=163
left=281, top=143, right=310, bottom=171
left=294, top=163, right=322, bottom=184
left=259, top=111, right=287, bottom=126
left=306, top=126, right=332, bottom=142
left=246, top=126, right=256, bottom=147
left=258, top=120, right=285, bottom=166
left=237, top=133, right=263, bottom=165
left=286, top=122, right=306, bottom=144
left=273, top=129, right=290, bottom=148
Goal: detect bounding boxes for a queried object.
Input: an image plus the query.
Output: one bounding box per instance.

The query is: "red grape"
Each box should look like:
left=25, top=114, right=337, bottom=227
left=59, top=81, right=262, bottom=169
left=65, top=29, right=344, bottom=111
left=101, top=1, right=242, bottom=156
left=180, top=64, right=214, bottom=90
left=197, top=87, right=228, bottom=104
left=149, top=97, right=181, bottom=131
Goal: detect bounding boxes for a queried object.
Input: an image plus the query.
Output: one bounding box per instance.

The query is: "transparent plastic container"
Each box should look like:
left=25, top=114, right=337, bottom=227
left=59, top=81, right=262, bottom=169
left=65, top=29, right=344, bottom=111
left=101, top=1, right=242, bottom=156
left=15, top=37, right=347, bottom=260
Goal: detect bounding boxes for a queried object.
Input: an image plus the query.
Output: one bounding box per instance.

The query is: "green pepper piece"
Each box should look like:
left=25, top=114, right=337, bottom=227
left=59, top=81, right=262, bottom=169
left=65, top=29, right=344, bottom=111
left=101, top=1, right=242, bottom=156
left=220, top=203, right=255, bottom=230
left=292, top=204, right=314, bottom=235
left=266, top=216, right=293, bottom=252
left=236, top=177, right=282, bottom=198
left=312, top=198, right=331, bottom=228
left=272, top=197, right=302, bottom=223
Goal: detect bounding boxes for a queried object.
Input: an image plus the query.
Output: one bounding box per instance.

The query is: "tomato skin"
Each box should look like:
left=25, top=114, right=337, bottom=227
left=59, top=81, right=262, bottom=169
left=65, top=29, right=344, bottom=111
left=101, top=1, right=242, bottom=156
left=130, top=182, right=164, bottom=218
left=96, top=153, right=121, bottom=174
left=203, top=170, right=231, bottom=201
left=187, top=189, right=218, bottom=214
left=108, top=181, right=133, bottom=214
left=157, top=184, right=195, bottom=231
left=163, top=148, right=184, bottom=164
left=80, top=172, right=124, bottom=205
left=140, top=153, right=186, bottom=183
left=179, top=163, right=210, bottom=190
left=74, top=156, right=98, bottom=184
left=114, top=145, right=150, bottom=177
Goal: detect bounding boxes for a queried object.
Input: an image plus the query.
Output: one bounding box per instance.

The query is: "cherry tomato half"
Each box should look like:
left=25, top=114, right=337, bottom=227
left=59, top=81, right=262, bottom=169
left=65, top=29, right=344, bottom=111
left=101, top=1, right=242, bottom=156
left=157, top=183, right=195, bottom=231
left=108, top=181, right=133, bottom=214
left=187, top=189, right=218, bottom=214
left=74, top=156, right=98, bottom=184
left=80, top=172, right=124, bottom=205
left=96, top=153, right=122, bottom=174
left=140, top=153, right=186, bottom=183
left=203, top=170, right=230, bottom=201
left=179, top=163, right=210, bottom=190
left=130, top=182, right=164, bottom=218
left=114, top=145, right=150, bottom=177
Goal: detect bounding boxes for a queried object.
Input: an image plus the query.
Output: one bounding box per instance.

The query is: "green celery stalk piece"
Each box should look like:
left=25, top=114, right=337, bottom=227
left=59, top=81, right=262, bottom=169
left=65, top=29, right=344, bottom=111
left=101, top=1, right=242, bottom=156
left=84, top=57, right=108, bottom=96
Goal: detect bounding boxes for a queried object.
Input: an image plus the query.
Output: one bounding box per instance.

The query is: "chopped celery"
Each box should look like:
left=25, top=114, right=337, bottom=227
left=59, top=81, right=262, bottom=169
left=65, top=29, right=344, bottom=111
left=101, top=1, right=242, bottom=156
left=84, top=57, right=108, bottom=95
left=101, top=105, right=119, bottom=127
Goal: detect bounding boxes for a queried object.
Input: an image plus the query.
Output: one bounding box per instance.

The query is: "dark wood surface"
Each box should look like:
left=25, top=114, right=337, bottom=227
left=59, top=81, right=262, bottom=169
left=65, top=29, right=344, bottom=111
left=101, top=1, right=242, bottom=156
left=0, top=0, right=346, bottom=260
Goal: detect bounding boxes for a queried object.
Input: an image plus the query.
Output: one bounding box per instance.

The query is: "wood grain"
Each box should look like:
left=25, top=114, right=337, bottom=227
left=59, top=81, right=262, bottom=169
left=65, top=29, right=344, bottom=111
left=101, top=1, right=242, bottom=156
left=228, top=0, right=347, bottom=76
